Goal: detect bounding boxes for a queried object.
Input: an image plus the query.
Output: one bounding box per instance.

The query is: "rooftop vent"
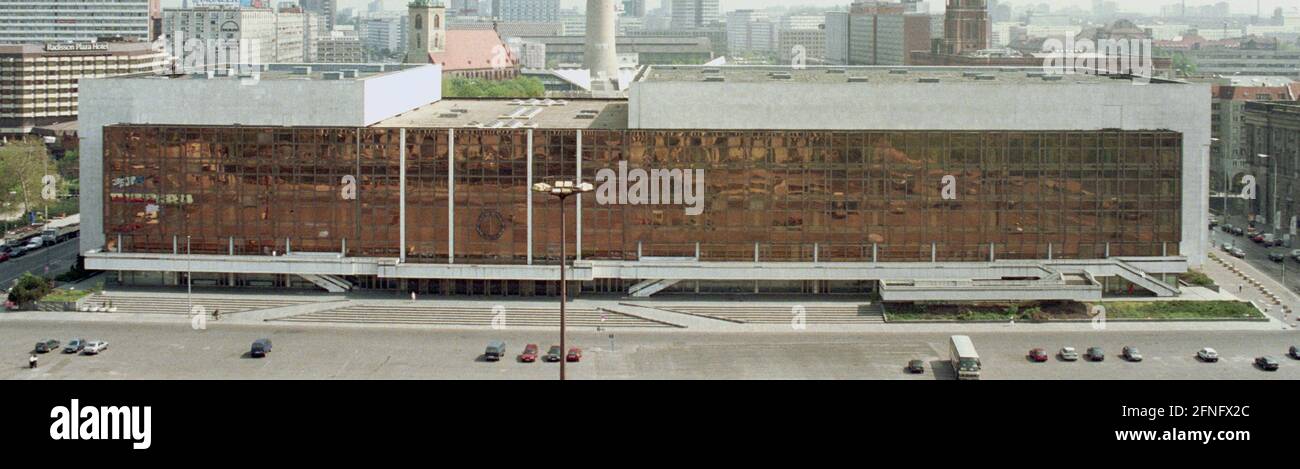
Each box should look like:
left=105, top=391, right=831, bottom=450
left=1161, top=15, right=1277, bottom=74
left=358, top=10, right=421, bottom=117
left=1026, top=71, right=1045, bottom=78
left=703, top=75, right=725, bottom=82
left=889, top=69, right=908, bottom=74
left=1042, top=75, right=1064, bottom=81
left=768, top=71, right=792, bottom=80
left=438, top=113, right=461, bottom=119
left=962, top=71, right=982, bottom=77
left=847, top=76, right=870, bottom=83
left=702, top=68, right=721, bottom=74
left=918, top=77, right=941, bottom=83
left=292, top=66, right=312, bottom=75
left=975, top=74, right=996, bottom=81
left=340, top=69, right=359, bottom=78
left=826, top=68, right=846, bottom=74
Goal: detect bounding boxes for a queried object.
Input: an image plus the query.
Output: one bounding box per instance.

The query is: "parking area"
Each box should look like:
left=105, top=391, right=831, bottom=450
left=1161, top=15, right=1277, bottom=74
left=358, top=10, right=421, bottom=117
left=3, top=319, right=1298, bottom=379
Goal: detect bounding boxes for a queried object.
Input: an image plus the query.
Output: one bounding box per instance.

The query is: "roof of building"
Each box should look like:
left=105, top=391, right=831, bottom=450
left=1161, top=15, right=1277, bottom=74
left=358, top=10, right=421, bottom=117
left=0, top=42, right=162, bottom=56
left=373, top=98, right=628, bottom=130
left=638, top=65, right=1181, bottom=85
left=428, top=29, right=517, bottom=72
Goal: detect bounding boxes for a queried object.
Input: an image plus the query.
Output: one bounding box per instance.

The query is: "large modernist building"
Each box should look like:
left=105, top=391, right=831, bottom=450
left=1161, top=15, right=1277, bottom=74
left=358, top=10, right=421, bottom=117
left=79, top=64, right=1209, bottom=300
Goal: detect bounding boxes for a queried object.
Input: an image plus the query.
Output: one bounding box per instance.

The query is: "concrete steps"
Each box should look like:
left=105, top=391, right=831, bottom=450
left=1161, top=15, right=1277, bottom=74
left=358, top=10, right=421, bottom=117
left=271, top=304, right=678, bottom=328
left=629, top=302, right=885, bottom=324
left=80, top=294, right=314, bottom=315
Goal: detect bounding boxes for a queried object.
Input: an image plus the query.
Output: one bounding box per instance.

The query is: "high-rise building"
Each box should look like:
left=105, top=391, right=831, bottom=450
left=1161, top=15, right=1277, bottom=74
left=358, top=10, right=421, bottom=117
left=847, top=1, right=906, bottom=66
left=944, top=0, right=989, bottom=55
left=622, top=0, right=646, bottom=17
left=316, top=31, right=363, bottom=62
left=670, top=0, right=719, bottom=30
left=1243, top=101, right=1300, bottom=232
left=361, top=13, right=408, bottom=56
left=404, top=0, right=446, bottom=64
left=498, top=0, right=560, bottom=22
left=824, top=11, right=850, bottom=65
left=726, top=10, right=775, bottom=55
left=300, top=0, right=337, bottom=32
left=162, top=6, right=309, bottom=65
left=0, top=0, right=158, bottom=44
left=0, top=42, right=166, bottom=134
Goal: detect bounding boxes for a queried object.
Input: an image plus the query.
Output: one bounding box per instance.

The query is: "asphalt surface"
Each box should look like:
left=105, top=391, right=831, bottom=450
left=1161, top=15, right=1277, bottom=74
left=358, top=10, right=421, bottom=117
left=1212, top=214, right=1300, bottom=296
left=3, top=319, right=1298, bottom=379
left=0, top=238, right=79, bottom=289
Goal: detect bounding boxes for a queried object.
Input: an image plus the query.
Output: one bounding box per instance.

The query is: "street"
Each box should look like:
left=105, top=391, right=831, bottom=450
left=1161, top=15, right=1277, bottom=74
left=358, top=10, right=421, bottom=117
left=0, top=238, right=78, bottom=289
left=1212, top=214, right=1300, bottom=296
left=3, top=319, right=1298, bottom=379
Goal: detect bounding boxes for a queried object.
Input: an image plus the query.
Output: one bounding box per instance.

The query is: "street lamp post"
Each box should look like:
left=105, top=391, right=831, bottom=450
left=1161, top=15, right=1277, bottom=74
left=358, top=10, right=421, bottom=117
left=532, top=180, right=593, bottom=381
left=1259, top=154, right=1278, bottom=231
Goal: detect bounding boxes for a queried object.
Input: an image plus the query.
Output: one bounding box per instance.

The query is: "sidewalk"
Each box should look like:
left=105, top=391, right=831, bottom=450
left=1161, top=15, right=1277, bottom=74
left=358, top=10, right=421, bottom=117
left=1202, top=251, right=1298, bottom=327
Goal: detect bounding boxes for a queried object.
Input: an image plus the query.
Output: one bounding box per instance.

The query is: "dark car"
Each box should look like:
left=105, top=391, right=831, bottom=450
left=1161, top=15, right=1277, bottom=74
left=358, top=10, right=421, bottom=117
left=10, top=245, right=28, bottom=258
left=34, top=339, right=60, bottom=353
left=518, top=344, right=539, bottom=363
left=1291, top=346, right=1300, bottom=360
left=1269, top=252, right=1286, bottom=262
left=1028, top=348, right=1049, bottom=362
left=1122, top=346, right=1143, bottom=362
left=62, top=338, right=85, bottom=354
left=250, top=338, right=273, bottom=358
left=566, top=347, right=583, bottom=362
left=545, top=345, right=562, bottom=362
left=1255, top=356, right=1280, bottom=371
left=905, top=359, right=925, bottom=373
left=1086, top=347, right=1105, bottom=362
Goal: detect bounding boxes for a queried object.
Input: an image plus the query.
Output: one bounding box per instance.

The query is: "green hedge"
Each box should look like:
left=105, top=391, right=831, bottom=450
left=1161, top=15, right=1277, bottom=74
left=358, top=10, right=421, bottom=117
left=1094, top=301, right=1262, bottom=320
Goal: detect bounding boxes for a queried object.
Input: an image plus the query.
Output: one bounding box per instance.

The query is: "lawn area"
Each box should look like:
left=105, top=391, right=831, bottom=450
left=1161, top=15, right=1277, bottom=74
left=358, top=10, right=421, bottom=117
left=884, top=300, right=1263, bottom=321
left=1092, top=301, right=1263, bottom=320
left=40, top=288, right=91, bottom=303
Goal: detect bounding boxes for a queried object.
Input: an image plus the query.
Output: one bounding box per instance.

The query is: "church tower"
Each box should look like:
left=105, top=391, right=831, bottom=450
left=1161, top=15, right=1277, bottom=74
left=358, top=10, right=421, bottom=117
left=405, top=0, right=446, bottom=64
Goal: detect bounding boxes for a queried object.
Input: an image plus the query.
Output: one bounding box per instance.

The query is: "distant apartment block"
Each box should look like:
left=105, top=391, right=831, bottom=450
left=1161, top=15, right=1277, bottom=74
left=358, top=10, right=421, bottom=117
left=0, top=0, right=158, bottom=43
left=316, top=32, right=363, bottom=63
left=163, top=6, right=310, bottom=64
left=726, top=10, right=775, bottom=55
left=497, top=0, right=560, bottom=22
left=670, top=0, right=719, bottom=30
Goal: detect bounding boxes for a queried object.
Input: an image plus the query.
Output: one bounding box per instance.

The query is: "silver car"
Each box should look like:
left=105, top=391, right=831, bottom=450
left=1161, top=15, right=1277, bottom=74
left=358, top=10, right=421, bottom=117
left=1059, top=347, right=1079, bottom=361
left=1197, top=348, right=1219, bottom=362
left=82, top=340, right=108, bottom=355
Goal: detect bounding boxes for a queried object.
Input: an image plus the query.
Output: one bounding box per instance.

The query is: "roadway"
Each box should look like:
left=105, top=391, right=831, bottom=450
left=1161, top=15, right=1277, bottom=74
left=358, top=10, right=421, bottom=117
left=1212, top=214, right=1300, bottom=296
left=0, top=238, right=79, bottom=290
left=2, top=319, right=1297, bottom=379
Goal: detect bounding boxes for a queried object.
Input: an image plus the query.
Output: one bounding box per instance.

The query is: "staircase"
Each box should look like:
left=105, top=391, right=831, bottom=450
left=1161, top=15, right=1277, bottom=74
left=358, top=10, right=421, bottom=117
left=629, top=302, right=885, bottom=324
left=79, top=294, right=312, bottom=315
left=299, top=274, right=352, bottom=293
left=628, top=279, right=681, bottom=297
left=271, top=303, right=679, bottom=328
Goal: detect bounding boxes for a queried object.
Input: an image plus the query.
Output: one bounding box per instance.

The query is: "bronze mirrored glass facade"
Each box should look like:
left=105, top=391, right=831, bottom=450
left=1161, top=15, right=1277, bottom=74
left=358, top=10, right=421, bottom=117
left=103, top=126, right=1183, bottom=264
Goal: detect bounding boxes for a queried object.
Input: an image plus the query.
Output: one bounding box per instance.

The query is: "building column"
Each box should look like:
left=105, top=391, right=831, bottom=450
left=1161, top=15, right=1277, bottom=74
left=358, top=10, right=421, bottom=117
left=527, top=129, right=533, bottom=265
left=576, top=130, right=583, bottom=260
left=399, top=128, right=407, bottom=263
left=448, top=128, right=455, bottom=264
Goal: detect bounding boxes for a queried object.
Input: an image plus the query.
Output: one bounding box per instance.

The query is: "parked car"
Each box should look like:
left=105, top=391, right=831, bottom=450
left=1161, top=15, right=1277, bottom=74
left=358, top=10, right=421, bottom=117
left=1221, top=242, right=1234, bottom=252
left=518, top=344, right=539, bottom=363
left=82, top=341, right=108, bottom=355
left=1122, top=346, right=1143, bottom=362
left=1028, top=348, right=1049, bottom=362
left=1269, top=251, right=1286, bottom=262
left=62, top=339, right=85, bottom=354
left=1251, top=234, right=1265, bottom=243
left=1085, top=347, right=1105, bottom=362
left=1220, top=223, right=1233, bottom=233
left=1231, top=226, right=1245, bottom=236
left=483, top=340, right=505, bottom=362
left=544, top=345, right=562, bottom=362
left=250, top=338, right=273, bottom=358
left=1230, top=247, right=1247, bottom=258
left=1197, top=347, right=1219, bottom=362
left=1058, top=347, right=1080, bottom=361
left=33, top=339, right=60, bottom=353
left=905, top=359, right=925, bottom=373
left=566, top=347, right=582, bottom=362
left=1209, top=219, right=1219, bottom=229
left=1291, top=250, right=1300, bottom=262
left=1255, top=356, right=1280, bottom=371
left=0, top=251, right=9, bottom=263
left=1290, top=346, right=1299, bottom=360
left=10, top=245, right=28, bottom=258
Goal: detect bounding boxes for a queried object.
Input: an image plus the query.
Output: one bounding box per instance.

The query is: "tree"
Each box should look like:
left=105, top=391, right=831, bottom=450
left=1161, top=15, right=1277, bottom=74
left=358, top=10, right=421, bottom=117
left=7, top=272, right=52, bottom=305
left=0, top=140, right=50, bottom=218
left=442, top=76, right=545, bottom=98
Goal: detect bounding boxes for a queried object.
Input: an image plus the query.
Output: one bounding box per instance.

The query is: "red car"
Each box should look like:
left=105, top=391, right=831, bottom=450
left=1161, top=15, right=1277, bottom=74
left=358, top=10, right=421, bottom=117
left=1028, top=348, right=1049, bottom=362
left=0, top=251, right=9, bottom=263
left=1251, top=234, right=1266, bottom=243
left=518, top=344, right=539, bottom=363
left=566, top=347, right=582, bottom=362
